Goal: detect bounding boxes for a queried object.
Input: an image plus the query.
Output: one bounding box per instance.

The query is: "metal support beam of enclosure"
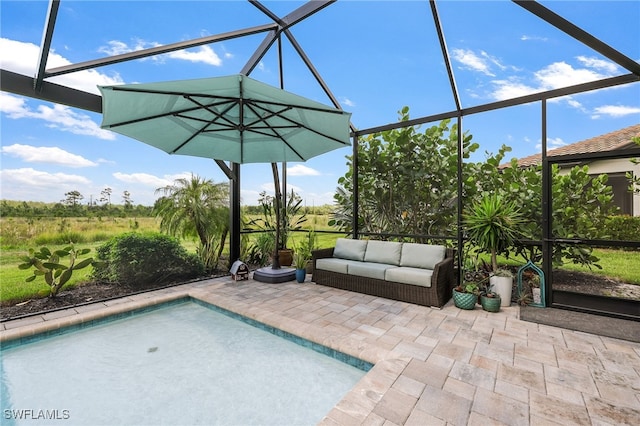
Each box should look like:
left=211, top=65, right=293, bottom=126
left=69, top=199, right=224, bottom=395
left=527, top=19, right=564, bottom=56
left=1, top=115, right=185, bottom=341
left=1, top=1, right=639, bottom=318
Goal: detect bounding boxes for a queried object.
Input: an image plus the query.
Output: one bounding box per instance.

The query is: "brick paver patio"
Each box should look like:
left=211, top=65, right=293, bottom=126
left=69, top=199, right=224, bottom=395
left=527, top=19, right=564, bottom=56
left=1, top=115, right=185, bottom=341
left=2, top=275, right=639, bottom=425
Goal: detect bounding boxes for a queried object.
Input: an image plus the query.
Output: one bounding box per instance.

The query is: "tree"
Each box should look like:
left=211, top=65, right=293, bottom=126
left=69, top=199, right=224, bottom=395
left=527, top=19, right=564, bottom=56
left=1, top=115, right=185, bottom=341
left=63, top=190, right=84, bottom=207
left=154, top=174, right=229, bottom=270
left=122, top=190, right=133, bottom=210
left=331, top=109, right=476, bottom=240
left=332, top=106, right=617, bottom=269
left=100, top=187, right=112, bottom=206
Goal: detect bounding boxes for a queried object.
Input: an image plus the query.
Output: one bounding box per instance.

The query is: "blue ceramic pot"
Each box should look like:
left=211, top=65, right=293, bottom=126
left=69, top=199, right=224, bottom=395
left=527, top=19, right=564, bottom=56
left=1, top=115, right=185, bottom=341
left=295, top=268, right=306, bottom=283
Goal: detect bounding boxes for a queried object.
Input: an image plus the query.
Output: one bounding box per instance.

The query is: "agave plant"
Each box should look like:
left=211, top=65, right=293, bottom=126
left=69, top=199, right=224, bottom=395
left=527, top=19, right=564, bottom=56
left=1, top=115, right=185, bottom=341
left=464, top=194, right=526, bottom=271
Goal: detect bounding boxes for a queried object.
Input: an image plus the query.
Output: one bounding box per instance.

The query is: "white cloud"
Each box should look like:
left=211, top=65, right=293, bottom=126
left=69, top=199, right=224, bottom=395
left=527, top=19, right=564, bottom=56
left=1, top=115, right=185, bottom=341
left=1, top=144, right=98, bottom=168
left=0, top=38, right=123, bottom=95
left=341, top=97, right=356, bottom=108
left=167, top=45, right=222, bottom=66
left=98, top=39, right=222, bottom=66
left=535, top=137, right=566, bottom=151
left=287, top=164, right=320, bottom=176
left=0, top=92, right=115, bottom=140
left=576, top=56, right=619, bottom=74
left=0, top=168, right=92, bottom=200
left=534, top=61, right=606, bottom=90
left=520, top=35, right=548, bottom=42
left=113, top=171, right=191, bottom=188
left=490, top=78, right=538, bottom=100
left=451, top=45, right=621, bottom=104
left=452, top=48, right=495, bottom=76
left=592, top=105, right=640, bottom=118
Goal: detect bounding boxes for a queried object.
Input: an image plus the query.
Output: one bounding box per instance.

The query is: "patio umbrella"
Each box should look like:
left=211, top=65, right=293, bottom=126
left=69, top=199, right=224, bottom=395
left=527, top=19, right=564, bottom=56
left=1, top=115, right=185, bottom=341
left=99, top=74, right=351, bottom=281
left=98, top=74, right=351, bottom=164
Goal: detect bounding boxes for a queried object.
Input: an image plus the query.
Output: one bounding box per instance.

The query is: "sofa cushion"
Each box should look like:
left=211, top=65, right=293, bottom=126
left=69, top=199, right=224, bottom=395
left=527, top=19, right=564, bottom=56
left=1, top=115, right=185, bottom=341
left=348, top=262, right=397, bottom=280
left=385, top=267, right=433, bottom=287
left=364, top=240, right=402, bottom=266
left=316, top=258, right=361, bottom=274
left=333, top=238, right=368, bottom=261
left=400, top=243, right=446, bottom=270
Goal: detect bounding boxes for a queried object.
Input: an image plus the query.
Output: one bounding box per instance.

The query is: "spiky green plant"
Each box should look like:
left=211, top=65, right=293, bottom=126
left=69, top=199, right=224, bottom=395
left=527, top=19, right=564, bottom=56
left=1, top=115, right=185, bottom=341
left=19, top=246, right=99, bottom=298
left=464, top=194, right=526, bottom=271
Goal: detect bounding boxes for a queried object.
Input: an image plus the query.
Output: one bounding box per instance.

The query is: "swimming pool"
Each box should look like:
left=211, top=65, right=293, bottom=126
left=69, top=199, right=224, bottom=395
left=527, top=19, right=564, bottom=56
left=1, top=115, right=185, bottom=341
left=1, top=299, right=370, bottom=425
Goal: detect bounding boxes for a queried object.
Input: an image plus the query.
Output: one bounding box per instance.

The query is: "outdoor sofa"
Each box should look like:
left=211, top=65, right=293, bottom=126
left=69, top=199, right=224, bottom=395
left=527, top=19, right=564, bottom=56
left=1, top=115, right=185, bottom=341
left=312, top=238, right=455, bottom=308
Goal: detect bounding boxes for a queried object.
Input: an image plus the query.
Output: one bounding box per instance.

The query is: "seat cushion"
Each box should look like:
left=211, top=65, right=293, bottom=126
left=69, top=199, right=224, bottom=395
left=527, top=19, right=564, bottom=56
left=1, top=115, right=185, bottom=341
left=348, top=262, right=398, bottom=280
left=333, top=238, right=368, bottom=261
left=385, top=267, right=433, bottom=287
left=364, top=240, right=402, bottom=266
left=400, top=243, right=446, bottom=269
left=316, top=258, right=361, bottom=274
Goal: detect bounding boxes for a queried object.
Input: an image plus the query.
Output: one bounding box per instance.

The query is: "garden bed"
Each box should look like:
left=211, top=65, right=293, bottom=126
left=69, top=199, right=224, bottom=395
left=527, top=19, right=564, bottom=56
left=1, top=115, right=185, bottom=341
left=1, top=271, right=229, bottom=321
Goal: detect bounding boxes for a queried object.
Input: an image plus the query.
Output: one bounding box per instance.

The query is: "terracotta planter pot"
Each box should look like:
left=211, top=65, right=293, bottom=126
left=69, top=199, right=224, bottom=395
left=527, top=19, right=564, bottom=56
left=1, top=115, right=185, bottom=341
left=278, top=249, right=294, bottom=266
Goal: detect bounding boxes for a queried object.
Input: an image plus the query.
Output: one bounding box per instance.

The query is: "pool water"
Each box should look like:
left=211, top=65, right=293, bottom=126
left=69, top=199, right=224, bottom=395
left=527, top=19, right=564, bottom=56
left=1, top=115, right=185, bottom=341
left=1, top=301, right=368, bottom=425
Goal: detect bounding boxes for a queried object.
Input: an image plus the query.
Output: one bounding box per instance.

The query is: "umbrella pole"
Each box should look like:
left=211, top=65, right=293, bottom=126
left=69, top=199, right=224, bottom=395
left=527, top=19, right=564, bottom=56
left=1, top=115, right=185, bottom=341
left=271, top=162, right=282, bottom=270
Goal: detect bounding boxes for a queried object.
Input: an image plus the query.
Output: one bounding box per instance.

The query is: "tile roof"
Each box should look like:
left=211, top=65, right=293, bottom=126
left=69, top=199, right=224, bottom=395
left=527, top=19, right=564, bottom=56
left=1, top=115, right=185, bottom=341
left=508, top=123, right=640, bottom=168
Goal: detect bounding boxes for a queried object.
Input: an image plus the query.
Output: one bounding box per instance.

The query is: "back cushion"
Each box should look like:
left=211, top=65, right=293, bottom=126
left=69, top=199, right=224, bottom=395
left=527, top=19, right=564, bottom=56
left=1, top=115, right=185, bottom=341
left=333, top=238, right=368, bottom=261
left=364, top=240, right=402, bottom=265
left=400, top=243, right=446, bottom=269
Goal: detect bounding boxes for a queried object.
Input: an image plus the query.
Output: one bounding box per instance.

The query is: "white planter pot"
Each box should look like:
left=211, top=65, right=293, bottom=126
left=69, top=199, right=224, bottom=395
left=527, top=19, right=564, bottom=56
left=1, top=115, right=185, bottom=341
left=490, top=276, right=513, bottom=307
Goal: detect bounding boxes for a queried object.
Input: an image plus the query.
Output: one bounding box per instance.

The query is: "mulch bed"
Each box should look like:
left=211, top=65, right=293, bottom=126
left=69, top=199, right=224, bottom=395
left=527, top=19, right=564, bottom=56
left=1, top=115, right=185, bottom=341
left=1, top=271, right=229, bottom=322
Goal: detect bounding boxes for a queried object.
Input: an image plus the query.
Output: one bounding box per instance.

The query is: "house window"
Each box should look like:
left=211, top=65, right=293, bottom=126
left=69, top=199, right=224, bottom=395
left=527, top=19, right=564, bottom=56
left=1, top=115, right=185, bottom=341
left=606, top=172, right=634, bottom=215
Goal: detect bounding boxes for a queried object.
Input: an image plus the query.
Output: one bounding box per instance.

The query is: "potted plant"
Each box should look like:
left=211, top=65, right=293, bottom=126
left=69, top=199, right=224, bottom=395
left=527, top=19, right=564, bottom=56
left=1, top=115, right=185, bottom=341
left=490, top=268, right=514, bottom=307
left=480, top=284, right=502, bottom=312
left=453, top=282, right=480, bottom=310
left=293, top=252, right=308, bottom=283
left=464, top=193, right=526, bottom=307
left=463, top=194, right=525, bottom=271
left=297, top=230, right=318, bottom=273
left=249, top=190, right=307, bottom=267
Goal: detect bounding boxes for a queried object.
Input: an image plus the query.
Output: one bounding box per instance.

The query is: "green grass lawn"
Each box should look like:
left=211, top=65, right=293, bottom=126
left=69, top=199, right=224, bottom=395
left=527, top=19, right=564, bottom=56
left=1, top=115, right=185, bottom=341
left=559, top=249, right=640, bottom=285
left=489, top=249, right=640, bottom=285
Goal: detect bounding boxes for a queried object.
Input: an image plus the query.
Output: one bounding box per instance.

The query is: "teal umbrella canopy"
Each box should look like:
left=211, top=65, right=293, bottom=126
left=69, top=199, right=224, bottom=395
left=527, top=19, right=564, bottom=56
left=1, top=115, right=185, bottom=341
left=99, top=74, right=351, bottom=164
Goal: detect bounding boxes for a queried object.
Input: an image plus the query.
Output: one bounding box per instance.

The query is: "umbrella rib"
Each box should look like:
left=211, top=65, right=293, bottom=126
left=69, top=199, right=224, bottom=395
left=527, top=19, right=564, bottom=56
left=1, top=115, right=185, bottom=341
left=110, top=85, right=345, bottom=115
left=249, top=101, right=350, bottom=146
left=171, top=98, right=241, bottom=154
left=104, top=99, right=236, bottom=128
left=243, top=102, right=305, bottom=161
left=183, top=95, right=240, bottom=130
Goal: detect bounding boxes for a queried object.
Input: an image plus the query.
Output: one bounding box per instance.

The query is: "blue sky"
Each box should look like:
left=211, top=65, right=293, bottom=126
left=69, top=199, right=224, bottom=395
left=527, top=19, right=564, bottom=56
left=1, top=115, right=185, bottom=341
left=1, top=1, right=639, bottom=207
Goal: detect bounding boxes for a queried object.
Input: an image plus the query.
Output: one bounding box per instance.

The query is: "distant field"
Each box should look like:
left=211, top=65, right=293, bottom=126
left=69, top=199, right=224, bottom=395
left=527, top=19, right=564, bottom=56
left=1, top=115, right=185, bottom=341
left=0, top=215, right=344, bottom=304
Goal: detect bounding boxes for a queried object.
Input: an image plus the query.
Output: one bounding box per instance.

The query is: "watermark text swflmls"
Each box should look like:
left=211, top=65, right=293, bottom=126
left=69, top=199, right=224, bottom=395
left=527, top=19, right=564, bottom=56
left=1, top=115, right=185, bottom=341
left=3, top=409, right=70, bottom=420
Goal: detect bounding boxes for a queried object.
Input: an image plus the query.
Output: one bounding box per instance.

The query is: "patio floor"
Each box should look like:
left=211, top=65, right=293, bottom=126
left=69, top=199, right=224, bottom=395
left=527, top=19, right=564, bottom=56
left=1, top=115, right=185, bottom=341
left=2, top=274, right=639, bottom=425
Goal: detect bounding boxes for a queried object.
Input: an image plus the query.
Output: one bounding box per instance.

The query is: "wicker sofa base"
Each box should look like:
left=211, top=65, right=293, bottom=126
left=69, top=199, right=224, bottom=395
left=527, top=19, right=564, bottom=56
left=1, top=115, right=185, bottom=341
left=312, top=267, right=451, bottom=308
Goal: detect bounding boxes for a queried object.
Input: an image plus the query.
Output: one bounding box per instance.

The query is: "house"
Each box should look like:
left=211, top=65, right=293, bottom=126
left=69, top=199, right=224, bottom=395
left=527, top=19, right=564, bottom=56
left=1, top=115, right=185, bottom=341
left=509, top=124, right=640, bottom=216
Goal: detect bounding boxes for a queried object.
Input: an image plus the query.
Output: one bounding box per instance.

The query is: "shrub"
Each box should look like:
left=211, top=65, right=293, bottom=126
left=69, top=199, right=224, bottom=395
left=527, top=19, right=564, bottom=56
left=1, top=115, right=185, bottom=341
left=246, top=231, right=275, bottom=267
left=93, top=232, right=205, bottom=288
left=604, top=215, right=640, bottom=248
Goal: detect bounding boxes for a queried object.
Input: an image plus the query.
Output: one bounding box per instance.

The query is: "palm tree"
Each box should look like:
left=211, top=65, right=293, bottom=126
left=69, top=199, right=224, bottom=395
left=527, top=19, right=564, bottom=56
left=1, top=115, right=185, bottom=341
left=154, top=175, right=229, bottom=270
